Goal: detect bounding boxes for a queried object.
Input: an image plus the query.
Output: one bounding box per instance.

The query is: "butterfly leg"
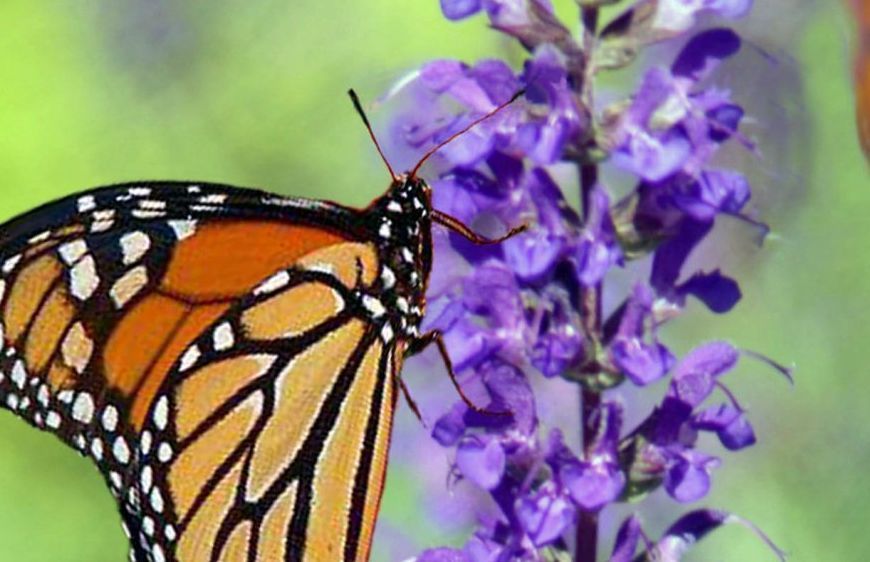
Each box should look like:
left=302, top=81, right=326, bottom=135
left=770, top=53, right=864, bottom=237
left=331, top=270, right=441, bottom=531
left=407, top=330, right=509, bottom=416
left=398, top=376, right=425, bottom=424
left=431, top=210, right=527, bottom=245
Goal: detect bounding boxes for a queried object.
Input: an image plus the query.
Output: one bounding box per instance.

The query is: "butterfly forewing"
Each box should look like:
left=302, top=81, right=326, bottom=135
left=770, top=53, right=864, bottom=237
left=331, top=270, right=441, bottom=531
left=0, top=181, right=415, bottom=561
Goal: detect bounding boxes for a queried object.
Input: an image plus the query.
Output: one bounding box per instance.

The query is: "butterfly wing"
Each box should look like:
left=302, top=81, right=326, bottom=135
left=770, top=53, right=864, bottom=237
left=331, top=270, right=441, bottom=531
left=0, top=182, right=402, bottom=561
left=143, top=264, right=401, bottom=562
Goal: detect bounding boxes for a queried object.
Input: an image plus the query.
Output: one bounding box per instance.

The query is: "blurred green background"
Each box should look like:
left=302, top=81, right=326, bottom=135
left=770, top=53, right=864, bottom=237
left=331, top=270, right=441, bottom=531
left=0, top=1, right=865, bottom=560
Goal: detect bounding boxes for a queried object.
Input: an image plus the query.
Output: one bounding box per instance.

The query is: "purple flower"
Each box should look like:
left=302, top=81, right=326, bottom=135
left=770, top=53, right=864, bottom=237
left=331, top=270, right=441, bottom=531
left=516, top=482, right=576, bottom=547
left=610, top=284, right=676, bottom=385
left=392, top=0, right=783, bottom=559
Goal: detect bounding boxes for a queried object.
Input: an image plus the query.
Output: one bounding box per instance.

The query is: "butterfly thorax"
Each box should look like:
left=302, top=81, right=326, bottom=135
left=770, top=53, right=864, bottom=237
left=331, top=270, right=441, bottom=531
left=365, top=175, right=432, bottom=343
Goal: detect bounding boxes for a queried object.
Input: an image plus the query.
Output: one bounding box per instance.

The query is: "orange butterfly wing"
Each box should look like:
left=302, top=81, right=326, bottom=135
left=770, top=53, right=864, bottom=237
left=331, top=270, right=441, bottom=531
left=0, top=182, right=411, bottom=561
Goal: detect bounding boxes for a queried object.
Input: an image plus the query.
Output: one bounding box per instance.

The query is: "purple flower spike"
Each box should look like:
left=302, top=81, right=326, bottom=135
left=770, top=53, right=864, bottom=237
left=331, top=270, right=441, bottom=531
left=399, top=0, right=780, bottom=558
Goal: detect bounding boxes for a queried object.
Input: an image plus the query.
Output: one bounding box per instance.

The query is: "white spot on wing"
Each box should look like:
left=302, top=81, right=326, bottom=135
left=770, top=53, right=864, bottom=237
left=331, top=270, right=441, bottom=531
left=157, top=442, right=173, bottom=463
left=381, top=266, right=396, bottom=289
left=141, top=465, right=153, bottom=492
left=362, top=295, right=386, bottom=318
left=168, top=219, right=197, bottom=240
left=90, top=437, right=104, bottom=461
left=113, top=437, right=131, bottom=464
left=77, top=195, right=96, bottom=212
left=213, top=322, right=234, bottom=351
left=2, top=255, right=21, bottom=274
left=381, top=324, right=395, bottom=343
left=28, top=231, right=50, bottom=244
left=254, top=270, right=290, bottom=295
left=153, top=395, right=169, bottom=430
left=59, top=240, right=88, bottom=265
left=119, top=231, right=151, bottom=265
left=72, top=392, right=95, bottom=424
left=11, top=360, right=26, bottom=389
left=102, top=405, right=119, bottom=432
left=110, top=266, right=149, bottom=309
left=70, top=255, right=100, bottom=300
left=179, top=346, right=201, bottom=372
left=150, top=487, right=164, bottom=513
left=62, top=322, right=93, bottom=374
left=199, top=194, right=227, bottom=204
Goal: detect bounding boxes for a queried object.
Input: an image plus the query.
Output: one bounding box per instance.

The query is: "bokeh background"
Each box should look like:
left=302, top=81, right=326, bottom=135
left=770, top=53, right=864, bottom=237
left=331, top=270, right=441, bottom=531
left=0, top=1, right=865, bottom=560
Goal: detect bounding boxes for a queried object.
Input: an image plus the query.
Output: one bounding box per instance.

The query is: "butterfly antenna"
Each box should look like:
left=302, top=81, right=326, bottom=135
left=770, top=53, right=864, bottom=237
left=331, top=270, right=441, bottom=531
left=348, top=89, right=398, bottom=181
left=409, top=89, right=525, bottom=179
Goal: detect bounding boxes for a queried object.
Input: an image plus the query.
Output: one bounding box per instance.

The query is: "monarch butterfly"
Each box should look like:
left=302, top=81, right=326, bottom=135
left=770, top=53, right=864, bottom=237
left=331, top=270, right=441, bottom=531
left=0, top=90, right=522, bottom=561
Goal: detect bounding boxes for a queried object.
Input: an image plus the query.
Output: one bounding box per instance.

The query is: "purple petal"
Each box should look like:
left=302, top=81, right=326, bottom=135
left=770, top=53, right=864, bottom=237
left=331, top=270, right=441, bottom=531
left=707, top=103, right=744, bottom=142
left=651, top=508, right=786, bottom=562
left=457, top=437, right=506, bottom=490
left=561, top=461, right=625, bottom=510
left=611, top=129, right=692, bottom=182
left=432, top=170, right=503, bottom=225
left=443, top=317, right=497, bottom=372
left=440, top=0, right=483, bottom=20
left=664, top=450, right=720, bottom=502
left=677, top=269, right=742, bottom=313
left=481, top=361, right=537, bottom=434
left=660, top=509, right=786, bottom=562
left=612, top=339, right=675, bottom=386
left=627, top=67, right=678, bottom=125
left=693, top=403, right=757, bottom=450
left=575, top=186, right=622, bottom=285
left=610, top=515, right=643, bottom=562
left=669, top=341, right=739, bottom=407
left=650, top=218, right=713, bottom=295
left=470, top=59, right=522, bottom=106
left=502, top=229, right=565, bottom=282
left=432, top=403, right=468, bottom=446
left=672, top=28, right=742, bottom=83
left=516, top=485, right=576, bottom=547
left=421, top=59, right=468, bottom=92
left=671, top=170, right=751, bottom=220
